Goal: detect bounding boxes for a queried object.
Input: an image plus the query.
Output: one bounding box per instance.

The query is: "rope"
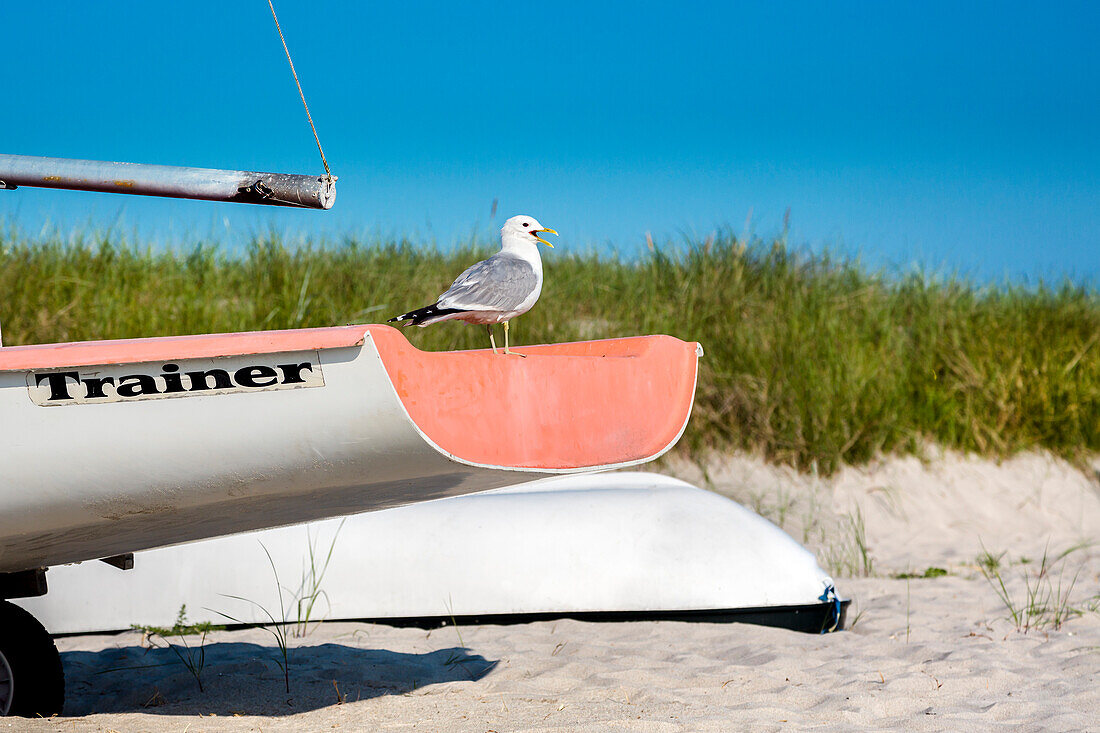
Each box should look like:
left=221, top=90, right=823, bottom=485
left=819, top=583, right=842, bottom=633
left=266, top=0, right=333, bottom=180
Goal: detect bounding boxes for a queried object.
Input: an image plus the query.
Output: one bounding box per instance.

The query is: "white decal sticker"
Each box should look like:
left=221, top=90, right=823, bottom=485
left=27, top=351, right=325, bottom=407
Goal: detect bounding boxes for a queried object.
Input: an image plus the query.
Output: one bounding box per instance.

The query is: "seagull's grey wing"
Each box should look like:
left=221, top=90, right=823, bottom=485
left=437, top=254, right=538, bottom=312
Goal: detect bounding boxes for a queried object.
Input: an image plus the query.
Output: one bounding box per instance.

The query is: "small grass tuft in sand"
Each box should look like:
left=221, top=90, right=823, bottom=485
left=132, top=604, right=222, bottom=693
left=978, top=541, right=1095, bottom=632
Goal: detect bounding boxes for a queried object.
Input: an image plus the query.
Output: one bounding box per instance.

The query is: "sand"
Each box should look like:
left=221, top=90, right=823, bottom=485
left=10, top=451, right=1100, bottom=731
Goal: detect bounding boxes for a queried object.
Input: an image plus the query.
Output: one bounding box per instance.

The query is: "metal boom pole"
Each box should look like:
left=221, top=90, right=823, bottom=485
left=0, top=154, right=336, bottom=210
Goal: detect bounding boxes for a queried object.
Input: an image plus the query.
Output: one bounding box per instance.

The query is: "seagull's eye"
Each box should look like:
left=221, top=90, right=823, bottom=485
left=522, top=223, right=529, bottom=228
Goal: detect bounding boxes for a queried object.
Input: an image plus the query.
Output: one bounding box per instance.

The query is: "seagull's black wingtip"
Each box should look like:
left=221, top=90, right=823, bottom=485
left=388, top=303, right=465, bottom=327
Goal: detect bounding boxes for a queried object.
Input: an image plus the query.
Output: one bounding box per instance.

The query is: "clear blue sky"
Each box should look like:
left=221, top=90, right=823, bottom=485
left=2, top=1, right=1098, bottom=282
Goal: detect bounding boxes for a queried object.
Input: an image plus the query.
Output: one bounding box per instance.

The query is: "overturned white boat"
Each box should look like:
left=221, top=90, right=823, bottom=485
left=16, top=473, right=845, bottom=636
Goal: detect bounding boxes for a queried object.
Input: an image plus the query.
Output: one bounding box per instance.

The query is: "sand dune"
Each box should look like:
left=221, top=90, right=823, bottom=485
left=666, top=449, right=1100, bottom=572
left=15, top=450, right=1100, bottom=731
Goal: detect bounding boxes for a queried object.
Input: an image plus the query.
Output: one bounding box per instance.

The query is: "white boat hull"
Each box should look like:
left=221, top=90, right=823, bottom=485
left=15, top=473, right=842, bottom=634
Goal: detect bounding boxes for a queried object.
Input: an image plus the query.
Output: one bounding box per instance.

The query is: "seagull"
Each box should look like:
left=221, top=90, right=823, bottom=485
left=388, top=215, right=558, bottom=355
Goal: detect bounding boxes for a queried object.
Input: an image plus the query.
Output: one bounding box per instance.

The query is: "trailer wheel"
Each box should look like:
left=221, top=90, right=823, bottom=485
left=0, top=601, right=64, bottom=717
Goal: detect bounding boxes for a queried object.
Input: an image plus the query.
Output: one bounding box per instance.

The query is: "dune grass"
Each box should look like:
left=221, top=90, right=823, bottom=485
left=1, top=227, right=1097, bottom=473
left=977, top=543, right=1095, bottom=632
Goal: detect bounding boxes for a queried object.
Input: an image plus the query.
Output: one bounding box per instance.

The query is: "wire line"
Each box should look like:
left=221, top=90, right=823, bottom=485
left=267, top=0, right=333, bottom=179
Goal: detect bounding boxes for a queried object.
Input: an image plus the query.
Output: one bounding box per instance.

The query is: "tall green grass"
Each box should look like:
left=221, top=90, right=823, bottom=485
left=1, top=227, right=1097, bottom=472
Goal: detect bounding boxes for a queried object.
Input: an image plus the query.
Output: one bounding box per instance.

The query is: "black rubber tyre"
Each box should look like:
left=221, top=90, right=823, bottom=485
left=0, top=600, right=65, bottom=717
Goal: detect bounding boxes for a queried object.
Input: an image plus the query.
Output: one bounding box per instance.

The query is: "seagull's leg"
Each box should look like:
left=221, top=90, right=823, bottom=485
left=486, top=324, right=498, bottom=354
left=503, top=321, right=526, bottom=357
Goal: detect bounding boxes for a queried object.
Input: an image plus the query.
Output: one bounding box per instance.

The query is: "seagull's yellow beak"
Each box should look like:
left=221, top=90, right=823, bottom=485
left=534, top=227, right=558, bottom=247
